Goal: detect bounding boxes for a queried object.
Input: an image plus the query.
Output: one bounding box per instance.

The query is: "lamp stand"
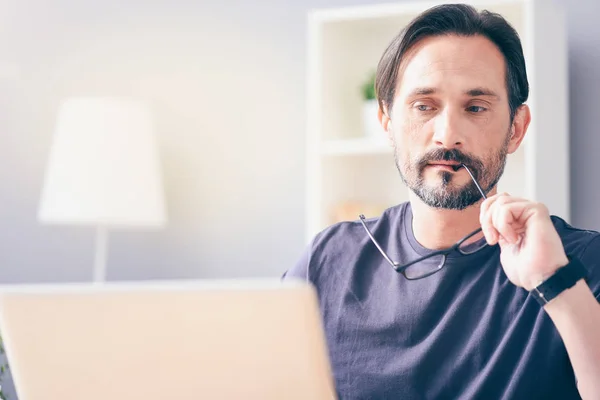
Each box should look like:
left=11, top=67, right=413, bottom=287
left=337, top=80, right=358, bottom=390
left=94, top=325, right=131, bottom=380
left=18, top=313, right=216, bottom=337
left=93, top=226, right=109, bottom=283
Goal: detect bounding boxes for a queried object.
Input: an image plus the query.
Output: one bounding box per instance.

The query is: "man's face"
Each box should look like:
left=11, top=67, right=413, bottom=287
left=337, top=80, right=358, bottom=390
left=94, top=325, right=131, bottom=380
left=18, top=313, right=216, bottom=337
left=382, top=34, right=526, bottom=210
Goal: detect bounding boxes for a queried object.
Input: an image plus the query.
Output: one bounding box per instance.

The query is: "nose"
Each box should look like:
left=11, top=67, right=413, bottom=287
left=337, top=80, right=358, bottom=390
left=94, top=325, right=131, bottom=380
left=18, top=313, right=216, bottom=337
left=432, top=108, right=464, bottom=148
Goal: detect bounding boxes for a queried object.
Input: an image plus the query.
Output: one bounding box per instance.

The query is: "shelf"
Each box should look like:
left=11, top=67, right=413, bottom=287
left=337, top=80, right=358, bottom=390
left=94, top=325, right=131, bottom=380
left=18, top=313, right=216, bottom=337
left=321, top=138, right=392, bottom=156
left=306, top=0, right=569, bottom=241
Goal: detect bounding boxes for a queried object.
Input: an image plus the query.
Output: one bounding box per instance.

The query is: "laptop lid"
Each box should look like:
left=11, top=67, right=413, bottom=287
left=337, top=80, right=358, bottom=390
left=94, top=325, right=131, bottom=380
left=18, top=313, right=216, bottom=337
left=0, top=278, right=336, bottom=400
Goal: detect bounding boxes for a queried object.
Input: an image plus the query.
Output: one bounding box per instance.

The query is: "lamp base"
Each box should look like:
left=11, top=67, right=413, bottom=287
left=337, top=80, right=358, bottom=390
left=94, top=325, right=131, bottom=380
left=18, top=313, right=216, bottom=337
left=93, top=226, right=108, bottom=283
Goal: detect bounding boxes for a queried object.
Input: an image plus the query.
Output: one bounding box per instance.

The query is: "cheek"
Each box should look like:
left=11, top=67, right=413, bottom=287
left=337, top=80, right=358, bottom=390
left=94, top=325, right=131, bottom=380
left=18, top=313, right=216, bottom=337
left=396, top=113, right=429, bottom=143
left=481, top=125, right=511, bottom=153
left=394, top=115, right=431, bottom=162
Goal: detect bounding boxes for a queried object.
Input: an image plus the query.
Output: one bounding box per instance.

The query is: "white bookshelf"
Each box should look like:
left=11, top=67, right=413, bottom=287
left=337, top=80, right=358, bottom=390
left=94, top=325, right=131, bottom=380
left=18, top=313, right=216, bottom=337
left=305, top=0, right=569, bottom=241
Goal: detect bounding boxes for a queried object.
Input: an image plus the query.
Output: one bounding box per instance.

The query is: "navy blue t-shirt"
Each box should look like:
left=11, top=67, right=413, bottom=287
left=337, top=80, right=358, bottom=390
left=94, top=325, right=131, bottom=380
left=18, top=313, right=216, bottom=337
left=283, top=202, right=600, bottom=399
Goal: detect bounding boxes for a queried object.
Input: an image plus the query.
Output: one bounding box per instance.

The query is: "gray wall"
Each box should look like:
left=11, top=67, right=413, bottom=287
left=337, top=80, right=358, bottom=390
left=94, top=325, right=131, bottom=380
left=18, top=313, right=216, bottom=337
left=0, top=0, right=599, bottom=395
left=567, top=0, right=600, bottom=230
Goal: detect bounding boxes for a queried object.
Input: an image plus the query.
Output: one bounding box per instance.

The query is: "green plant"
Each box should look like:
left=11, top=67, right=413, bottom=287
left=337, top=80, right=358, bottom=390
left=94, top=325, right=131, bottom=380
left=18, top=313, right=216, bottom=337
left=361, top=70, right=376, bottom=101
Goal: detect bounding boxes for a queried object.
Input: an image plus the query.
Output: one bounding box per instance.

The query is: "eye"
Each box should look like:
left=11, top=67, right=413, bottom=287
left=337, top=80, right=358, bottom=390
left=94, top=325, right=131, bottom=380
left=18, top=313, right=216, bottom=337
left=467, top=105, right=487, bottom=113
left=415, top=104, right=434, bottom=112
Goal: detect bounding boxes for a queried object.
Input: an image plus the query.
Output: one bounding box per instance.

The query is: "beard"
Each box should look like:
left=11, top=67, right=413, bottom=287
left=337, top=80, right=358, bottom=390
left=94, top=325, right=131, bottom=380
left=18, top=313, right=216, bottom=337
left=393, top=133, right=510, bottom=210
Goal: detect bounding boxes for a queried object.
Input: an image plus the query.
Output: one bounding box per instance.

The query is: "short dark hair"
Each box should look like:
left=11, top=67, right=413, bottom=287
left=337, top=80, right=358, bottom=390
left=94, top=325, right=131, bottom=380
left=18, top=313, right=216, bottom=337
left=375, top=3, right=528, bottom=121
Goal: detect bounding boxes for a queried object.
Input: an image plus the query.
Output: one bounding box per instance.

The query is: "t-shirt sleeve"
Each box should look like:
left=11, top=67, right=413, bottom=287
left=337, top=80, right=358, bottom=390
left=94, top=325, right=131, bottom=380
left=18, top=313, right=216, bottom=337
left=578, top=234, right=600, bottom=300
left=281, top=239, right=313, bottom=282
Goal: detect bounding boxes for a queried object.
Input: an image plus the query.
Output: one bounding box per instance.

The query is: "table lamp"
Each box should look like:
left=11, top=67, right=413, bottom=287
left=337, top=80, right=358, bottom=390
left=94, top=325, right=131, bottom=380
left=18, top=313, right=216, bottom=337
left=38, top=97, right=167, bottom=282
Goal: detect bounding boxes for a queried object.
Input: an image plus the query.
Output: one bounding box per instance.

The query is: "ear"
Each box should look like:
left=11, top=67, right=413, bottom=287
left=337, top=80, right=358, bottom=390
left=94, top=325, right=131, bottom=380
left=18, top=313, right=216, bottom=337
left=507, top=104, right=531, bottom=154
left=378, top=102, right=394, bottom=144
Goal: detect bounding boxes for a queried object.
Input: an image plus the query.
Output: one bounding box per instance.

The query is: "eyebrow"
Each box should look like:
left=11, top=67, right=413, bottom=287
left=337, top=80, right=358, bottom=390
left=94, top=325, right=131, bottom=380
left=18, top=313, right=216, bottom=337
left=408, top=87, right=437, bottom=97
left=465, top=87, right=500, bottom=99
left=406, top=86, right=500, bottom=99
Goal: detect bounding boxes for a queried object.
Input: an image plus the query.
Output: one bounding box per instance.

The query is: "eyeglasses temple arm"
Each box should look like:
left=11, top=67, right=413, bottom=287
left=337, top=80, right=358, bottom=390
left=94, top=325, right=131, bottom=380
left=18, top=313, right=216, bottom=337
left=461, top=164, right=487, bottom=200
left=359, top=215, right=398, bottom=268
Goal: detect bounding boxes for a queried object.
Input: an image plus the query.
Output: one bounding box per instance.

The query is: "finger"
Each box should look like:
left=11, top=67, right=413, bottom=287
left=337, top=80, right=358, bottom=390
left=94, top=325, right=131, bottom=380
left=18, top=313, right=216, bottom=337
left=481, top=194, right=529, bottom=244
left=480, top=193, right=530, bottom=218
left=480, top=192, right=511, bottom=225
left=490, top=200, right=531, bottom=244
left=491, top=201, right=527, bottom=244
left=480, top=193, right=530, bottom=222
left=480, top=193, right=511, bottom=244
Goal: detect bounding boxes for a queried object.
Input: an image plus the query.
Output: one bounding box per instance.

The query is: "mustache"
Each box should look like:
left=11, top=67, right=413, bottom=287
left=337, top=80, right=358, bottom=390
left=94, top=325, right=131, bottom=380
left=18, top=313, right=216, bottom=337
left=416, top=148, right=484, bottom=177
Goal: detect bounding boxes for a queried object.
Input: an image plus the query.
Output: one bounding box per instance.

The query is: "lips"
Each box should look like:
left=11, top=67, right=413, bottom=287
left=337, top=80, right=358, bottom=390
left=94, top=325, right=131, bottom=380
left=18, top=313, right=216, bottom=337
left=428, top=162, right=463, bottom=170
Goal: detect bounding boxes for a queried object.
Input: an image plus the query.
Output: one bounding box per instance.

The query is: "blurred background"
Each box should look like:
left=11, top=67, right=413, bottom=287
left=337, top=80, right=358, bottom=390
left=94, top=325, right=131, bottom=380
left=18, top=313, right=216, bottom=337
left=0, top=0, right=597, bottom=278
left=3, top=0, right=597, bottom=286
left=0, top=0, right=599, bottom=397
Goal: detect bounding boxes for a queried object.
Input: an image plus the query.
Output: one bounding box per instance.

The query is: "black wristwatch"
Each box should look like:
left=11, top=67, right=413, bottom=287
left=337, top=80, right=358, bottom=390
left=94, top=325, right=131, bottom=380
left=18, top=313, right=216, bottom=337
left=529, top=256, right=588, bottom=306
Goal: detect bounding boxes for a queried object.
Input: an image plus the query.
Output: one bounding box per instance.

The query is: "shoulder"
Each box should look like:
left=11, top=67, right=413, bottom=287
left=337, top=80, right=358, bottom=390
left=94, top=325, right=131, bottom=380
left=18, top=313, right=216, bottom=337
left=311, top=202, right=407, bottom=259
left=551, top=215, right=600, bottom=297
left=551, top=215, right=600, bottom=254
left=283, top=203, right=409, bottom=282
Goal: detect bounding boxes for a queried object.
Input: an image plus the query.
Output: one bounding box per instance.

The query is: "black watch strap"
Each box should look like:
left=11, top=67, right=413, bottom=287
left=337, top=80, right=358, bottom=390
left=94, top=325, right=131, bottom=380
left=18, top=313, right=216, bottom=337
left=529, top=256, right=587, bottom=306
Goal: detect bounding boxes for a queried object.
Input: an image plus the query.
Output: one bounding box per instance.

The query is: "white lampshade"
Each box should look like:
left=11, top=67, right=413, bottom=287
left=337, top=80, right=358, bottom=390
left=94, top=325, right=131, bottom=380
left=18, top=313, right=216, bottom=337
left=38, top=97, right=167, bottom=228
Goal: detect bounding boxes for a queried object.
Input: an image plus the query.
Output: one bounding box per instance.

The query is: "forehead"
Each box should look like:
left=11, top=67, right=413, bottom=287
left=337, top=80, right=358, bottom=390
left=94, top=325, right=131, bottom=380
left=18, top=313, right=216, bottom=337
left=396, top=34, right=507, bottom=99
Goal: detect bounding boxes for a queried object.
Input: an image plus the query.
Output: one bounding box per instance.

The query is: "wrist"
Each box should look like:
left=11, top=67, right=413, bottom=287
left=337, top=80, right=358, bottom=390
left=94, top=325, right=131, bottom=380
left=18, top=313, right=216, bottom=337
left=526, top=257, right=569, bottom=292
left=527, top=256, right=588, bottom=306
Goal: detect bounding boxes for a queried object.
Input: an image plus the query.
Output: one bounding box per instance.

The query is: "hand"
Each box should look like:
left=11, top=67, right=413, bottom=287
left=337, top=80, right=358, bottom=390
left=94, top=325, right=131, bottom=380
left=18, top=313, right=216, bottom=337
left=479, top=193, right=569, bottom=291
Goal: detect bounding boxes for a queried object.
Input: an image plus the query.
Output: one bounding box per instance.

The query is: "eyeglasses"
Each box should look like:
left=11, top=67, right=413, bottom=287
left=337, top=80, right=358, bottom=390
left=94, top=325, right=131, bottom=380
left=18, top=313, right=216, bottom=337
left=359, top=163, right=489, bottom=280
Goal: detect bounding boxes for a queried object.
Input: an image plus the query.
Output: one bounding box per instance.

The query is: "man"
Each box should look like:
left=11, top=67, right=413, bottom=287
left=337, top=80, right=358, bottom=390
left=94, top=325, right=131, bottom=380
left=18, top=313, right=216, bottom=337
left=283, top=4, right=600, bottom=399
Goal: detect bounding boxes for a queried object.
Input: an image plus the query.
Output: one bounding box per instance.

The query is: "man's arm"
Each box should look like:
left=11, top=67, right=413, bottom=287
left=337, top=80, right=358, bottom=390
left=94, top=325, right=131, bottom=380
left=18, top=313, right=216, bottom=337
left=544, top=279, right=600, bottom=399
left=479, top=195, right=600, bottom=399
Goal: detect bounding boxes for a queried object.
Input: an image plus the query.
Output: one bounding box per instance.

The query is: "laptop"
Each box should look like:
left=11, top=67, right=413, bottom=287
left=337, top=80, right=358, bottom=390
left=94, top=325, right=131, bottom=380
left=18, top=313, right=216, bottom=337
left=0, top=278, right=336, bottom=400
